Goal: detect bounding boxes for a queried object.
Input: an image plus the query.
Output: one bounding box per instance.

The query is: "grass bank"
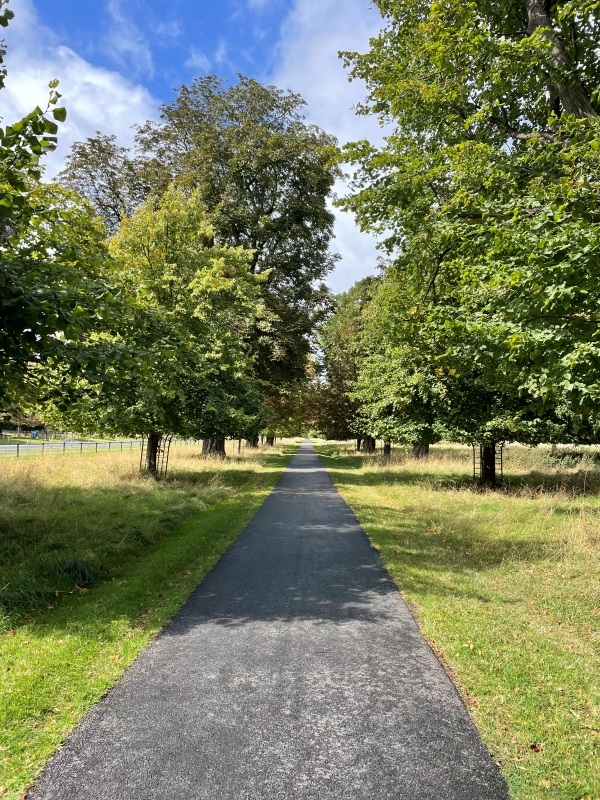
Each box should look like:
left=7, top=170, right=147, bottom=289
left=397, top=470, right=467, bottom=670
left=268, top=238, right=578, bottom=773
left=0, top=441, right=297, bottom=799
left=315, top=443, right=599, bottom=800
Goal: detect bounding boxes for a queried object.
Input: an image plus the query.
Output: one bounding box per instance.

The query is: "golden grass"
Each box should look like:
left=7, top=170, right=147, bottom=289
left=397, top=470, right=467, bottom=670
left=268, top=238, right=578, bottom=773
left=0, top=440, right=293, bottom=625
left=316, top=442, right=600, bottom=800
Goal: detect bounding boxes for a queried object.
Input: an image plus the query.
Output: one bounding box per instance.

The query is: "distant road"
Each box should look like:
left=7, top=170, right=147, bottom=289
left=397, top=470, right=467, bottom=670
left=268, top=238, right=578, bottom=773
left=0, top=439, right=142, bottom=456
left=0, top=439, right=195, bottom=457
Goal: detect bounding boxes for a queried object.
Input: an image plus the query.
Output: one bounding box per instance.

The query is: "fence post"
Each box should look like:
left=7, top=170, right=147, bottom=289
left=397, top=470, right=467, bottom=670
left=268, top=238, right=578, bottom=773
left=80, top=442, right=83, bottom=453
left=42, top=442, right=45, bottom=455
left=16, top=443, right=19, bottom=458
left=121, top=441, right=123, bottom=451
left=109, top=441, right=111, bottom=452
left=95, top=442, right=98, bottom=454
left=63, top=441, right=66, bottom=455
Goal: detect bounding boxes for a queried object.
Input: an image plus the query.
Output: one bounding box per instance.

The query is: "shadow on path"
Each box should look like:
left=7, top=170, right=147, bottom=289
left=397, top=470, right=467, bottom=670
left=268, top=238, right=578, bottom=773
left=28, top=442, right=509, bottom=800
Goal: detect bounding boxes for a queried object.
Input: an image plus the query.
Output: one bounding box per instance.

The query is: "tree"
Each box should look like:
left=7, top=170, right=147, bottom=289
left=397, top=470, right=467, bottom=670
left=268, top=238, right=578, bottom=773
left=340, top=0, right=600, bottom=481
left=2, top=182, right=127, bottom=408
left=57, top=132, right=149, bottom=234
left=314, top=278, right=377, bottom=446
left=142, top=74, right=339, bottom=412
left=0, top=2, right=108, bottom=409
left=42, top=186, right=266, bottom=470
left=62, top=77, right=340, bottom=410
left=0, top=1, right=66, bottom=229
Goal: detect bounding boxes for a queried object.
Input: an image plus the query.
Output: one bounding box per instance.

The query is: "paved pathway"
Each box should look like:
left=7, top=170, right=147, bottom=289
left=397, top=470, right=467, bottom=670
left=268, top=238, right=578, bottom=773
left=28, top=442, right=508, bottom=799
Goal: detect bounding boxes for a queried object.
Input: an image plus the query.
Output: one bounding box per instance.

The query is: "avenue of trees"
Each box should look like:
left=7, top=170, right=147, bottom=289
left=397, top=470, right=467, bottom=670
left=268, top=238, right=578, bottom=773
left=3, top=0, right=600, bottom=482
left=313, top=0, right=600, bottom=482
left=0, top=0, right=338, bottom=470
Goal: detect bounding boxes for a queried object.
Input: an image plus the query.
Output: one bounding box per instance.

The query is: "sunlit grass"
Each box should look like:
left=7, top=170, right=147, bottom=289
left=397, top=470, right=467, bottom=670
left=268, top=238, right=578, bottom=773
left=315, top=442, right=600, bottom=800
left=0, top=440, right=298, bottom=799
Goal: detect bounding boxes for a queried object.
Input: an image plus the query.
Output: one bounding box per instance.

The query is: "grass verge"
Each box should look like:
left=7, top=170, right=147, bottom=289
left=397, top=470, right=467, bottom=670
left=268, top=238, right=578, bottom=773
left=0, top=441, right=297, bottom=799
left=314, top=443, right=600, bottom=800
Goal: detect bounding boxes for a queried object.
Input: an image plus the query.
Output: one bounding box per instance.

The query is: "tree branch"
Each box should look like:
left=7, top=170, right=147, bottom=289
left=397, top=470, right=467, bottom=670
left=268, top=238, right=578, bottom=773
left=524, top=0, right=598, bottom=119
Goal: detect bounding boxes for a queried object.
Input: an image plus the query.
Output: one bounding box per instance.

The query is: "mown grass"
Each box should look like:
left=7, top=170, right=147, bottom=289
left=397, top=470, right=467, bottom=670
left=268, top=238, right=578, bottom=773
left=315, top=442, right=600, bottom=800
left=0, top=441, right=298, bottom=799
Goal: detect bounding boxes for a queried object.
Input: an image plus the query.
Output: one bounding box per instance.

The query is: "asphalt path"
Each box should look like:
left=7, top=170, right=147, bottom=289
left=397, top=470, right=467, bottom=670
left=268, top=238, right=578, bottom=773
left=28, top=441, right=508, bottom=800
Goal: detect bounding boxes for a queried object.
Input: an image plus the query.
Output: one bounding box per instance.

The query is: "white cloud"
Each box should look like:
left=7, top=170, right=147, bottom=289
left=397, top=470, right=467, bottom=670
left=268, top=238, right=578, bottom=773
left=185, top=47, right=211, bottom=73
left=270, top=0, right=386, bottom=293
left=0, top=0, right=386, bottom=293
left=2, top=0, right=158, bottom=179
left=215, top=39, right=228, bottom=66
left=104, top=0, right=154, bottom=78
left=151, top=19, right=183, bottom=39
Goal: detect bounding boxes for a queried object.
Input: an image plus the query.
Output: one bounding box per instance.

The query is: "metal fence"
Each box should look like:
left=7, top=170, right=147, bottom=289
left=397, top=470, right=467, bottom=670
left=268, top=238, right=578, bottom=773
left=0, top=439, right=196, bottom=458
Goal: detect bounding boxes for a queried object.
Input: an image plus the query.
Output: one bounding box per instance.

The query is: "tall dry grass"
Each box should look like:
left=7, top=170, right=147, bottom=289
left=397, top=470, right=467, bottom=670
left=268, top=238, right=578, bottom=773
left=0, top=441, right=293, bottom=626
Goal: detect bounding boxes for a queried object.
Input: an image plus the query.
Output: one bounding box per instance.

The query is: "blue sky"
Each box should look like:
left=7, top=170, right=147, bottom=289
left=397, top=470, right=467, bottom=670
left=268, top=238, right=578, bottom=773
left=30, top=0, right=291, bottom=98
left=2, top=0, right=386, bottom=291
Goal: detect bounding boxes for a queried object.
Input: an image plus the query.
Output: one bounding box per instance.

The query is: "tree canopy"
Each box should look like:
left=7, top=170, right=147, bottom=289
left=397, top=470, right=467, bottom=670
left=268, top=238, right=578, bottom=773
left=0, top=1, right=115, bottom=409
left=337, top=0, right=600, bottom=461
left=41, top=187, right=267, bottom=467
left=60, top=76, right=340, bottom=392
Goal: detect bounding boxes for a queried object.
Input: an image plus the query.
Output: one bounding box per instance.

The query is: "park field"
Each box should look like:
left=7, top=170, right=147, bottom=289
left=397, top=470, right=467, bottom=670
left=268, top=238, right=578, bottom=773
left=315, top=442, right=600, bottom=800
left=0, top=441, right=297, bottom=800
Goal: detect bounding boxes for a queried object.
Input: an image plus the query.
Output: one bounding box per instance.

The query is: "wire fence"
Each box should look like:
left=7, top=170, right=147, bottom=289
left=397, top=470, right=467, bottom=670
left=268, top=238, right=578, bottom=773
left=0, top=439, right=196, bottom=459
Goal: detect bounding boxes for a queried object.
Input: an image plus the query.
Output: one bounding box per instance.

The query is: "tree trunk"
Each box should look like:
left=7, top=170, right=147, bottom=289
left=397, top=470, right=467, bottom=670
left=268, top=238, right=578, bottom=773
left=144, top=430, right=161, bottom=476
left=363, top=436, right=376, bottom=454
left=525, top=0, right=598, bottom=119
left=246, top=434, right=259, bottom=448
left=265, top=435, right=275, bottom=446
left=412, top=443, right=430, bottom=459
left=481, top=443, right=496, bottom=487
left=202, top=437, right=226, bottom=457
left=213, top=437, right=226, bottom=457
left=383, top=442, right=392, bottom=457
left=356, top=437, right=362, bottom=452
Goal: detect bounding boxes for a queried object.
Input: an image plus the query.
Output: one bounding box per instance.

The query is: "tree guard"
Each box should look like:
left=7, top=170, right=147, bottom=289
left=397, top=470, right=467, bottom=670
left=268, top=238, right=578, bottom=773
left=473, top=443, right=504, bottom=487
left=140, top=434, right=173, bottom=478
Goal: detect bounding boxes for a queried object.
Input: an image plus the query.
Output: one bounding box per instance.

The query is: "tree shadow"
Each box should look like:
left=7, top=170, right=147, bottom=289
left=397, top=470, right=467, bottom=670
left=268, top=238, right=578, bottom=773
left=152, top=480, right=555, bottom=638
left=2, top=443, right=582, bottom=638
left=0, top=452, right=293, bottom=628
left=320, top=456, right=600, bottom=498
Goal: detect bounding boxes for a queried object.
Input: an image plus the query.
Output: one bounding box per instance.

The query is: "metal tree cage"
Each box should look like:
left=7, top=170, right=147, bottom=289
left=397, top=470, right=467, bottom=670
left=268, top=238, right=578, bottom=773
left=472, top=443, right=504, bottom=485
left=140, top=435, right=173, bottom=478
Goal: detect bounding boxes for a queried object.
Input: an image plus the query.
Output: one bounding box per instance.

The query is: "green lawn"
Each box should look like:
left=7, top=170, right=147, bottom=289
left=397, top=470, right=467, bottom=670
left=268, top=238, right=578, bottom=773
left=315, top=443, right=599, bottom=800
left=0, top=442, right=297, bottom=799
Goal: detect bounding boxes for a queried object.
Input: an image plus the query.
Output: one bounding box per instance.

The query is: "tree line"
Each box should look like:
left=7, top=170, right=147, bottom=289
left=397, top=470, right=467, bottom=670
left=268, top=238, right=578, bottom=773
left=0, top=0, right=338, bottom=471
left=3, top=0, right=600, bottom=481
left=312, top=0, right=600, bottom=484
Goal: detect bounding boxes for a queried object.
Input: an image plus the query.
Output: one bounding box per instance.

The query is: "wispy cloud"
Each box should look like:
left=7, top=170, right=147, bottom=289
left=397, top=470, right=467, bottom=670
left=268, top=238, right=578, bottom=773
left=151, top=19, right=183, bottom=40
left=215, top=39, right=228, bottom=66
left=185, top=47, right=211, bottom=73
left=104, top=0, right=154, bottom=77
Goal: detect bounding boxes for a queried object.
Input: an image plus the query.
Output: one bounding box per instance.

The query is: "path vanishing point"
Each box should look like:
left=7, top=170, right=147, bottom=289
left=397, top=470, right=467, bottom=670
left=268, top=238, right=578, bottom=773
left=27, top=441, right=508, bottom=800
